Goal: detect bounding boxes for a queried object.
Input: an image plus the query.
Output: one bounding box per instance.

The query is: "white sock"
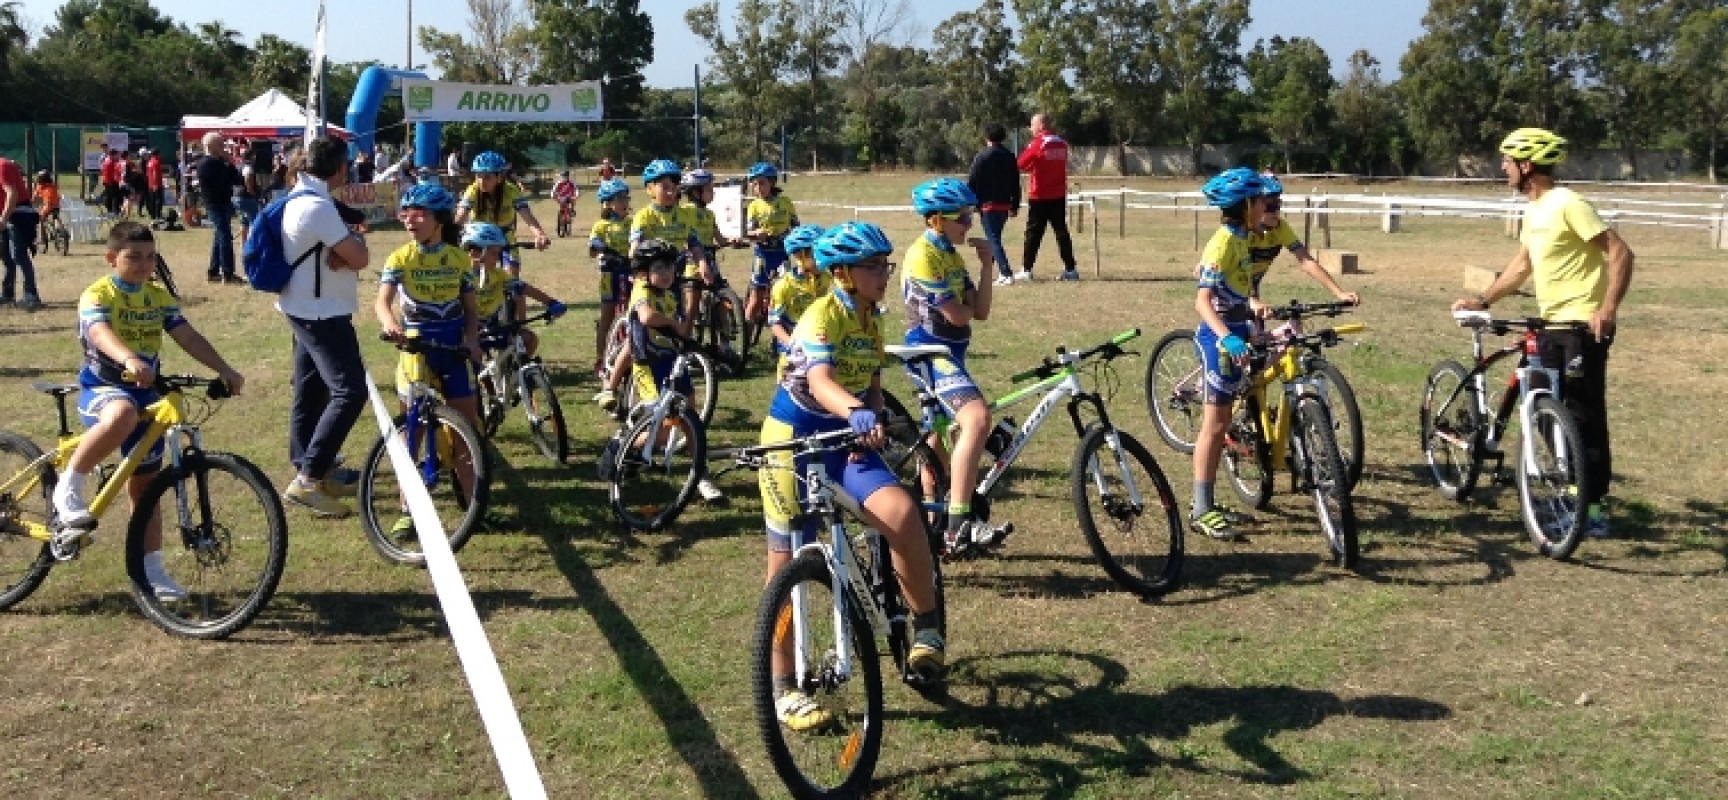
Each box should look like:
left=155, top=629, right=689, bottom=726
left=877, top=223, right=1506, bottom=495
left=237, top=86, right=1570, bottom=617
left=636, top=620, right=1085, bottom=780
left=142, top=549, right=164, bottom=574
left=55, top=470, right=90, bottom=505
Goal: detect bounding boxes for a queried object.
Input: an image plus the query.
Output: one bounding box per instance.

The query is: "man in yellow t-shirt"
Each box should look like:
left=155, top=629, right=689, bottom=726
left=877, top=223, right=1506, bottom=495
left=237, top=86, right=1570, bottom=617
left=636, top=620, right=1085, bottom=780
left=1452, top=127, right=1635, bottom=537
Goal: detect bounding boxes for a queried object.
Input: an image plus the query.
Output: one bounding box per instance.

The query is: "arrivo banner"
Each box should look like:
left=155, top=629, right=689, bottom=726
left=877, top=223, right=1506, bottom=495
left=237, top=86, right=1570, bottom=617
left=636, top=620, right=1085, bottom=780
left=401, top=79, right=605, bottom=123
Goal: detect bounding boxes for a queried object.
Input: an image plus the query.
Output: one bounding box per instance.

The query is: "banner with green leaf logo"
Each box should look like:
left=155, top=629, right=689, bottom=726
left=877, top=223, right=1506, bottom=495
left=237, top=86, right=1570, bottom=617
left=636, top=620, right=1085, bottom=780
left=401, top=79, right=604, bottom=123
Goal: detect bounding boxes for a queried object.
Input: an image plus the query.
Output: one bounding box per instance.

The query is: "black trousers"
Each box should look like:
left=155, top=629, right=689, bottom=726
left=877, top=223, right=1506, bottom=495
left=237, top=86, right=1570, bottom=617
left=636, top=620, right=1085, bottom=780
left=1022, top=198, right=1075, bottom=273
left=1538, top=329, right=1613, bottom=507
left=286, top=314, right=369, bottom=481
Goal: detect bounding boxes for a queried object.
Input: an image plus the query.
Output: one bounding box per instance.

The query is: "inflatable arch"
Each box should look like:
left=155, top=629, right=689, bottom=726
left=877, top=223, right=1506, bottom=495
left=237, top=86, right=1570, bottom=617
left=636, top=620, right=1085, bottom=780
left=345, top=65, right=443, bottom=170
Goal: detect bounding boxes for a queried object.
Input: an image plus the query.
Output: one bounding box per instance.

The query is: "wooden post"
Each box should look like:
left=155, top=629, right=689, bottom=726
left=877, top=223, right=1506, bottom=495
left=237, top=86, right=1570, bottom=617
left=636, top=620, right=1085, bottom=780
left=1075, top=195, right=1085, bottom=234
left=1091, top=197, right=1103, bottom=278
left=1118, top=187, right=1126, bottom=239
left=1317, top=196, right=1332, bottom=248
left=1193, top=207, right=1201, bottom=251
left=1302, top=195, right=1313, bottom=245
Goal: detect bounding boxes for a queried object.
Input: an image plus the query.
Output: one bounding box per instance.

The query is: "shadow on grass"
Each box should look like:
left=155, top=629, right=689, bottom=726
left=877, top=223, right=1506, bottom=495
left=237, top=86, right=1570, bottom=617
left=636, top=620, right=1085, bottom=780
left=879, top=649, right=1451, bottom=795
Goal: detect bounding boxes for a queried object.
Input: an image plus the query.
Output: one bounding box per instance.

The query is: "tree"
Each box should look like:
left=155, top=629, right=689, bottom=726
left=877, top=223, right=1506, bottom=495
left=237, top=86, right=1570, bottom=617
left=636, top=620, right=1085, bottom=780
left=686, top=0, right=794, bottom=162
left=1246, top=36, right=1334, bottom=173
left=1576, top=0, right=1692, bottom=179
left=0, top=1, right=28, bottom=75
left=1398, top=0, right=1507, bottom=174
left=252, top=34, right=311, bottom=94
left=1069, top=0, right=1161, bottom=163
left=931, top=0, right=1019, bottom=156
left=529, top=0, right=655, bottom=119
left=1011, top=0, right=1077, bottom=128
left=1330, top=50, right=1401, bottom=175
left=1673, top=5, right=1728, bottom=180
left=418, top=26, right=492, bottom=83
left=780, top=0, right=846, bottom=166
left=463, top=0, right=536, bottom=84
left=1157, top=0, right=1251, bottom=174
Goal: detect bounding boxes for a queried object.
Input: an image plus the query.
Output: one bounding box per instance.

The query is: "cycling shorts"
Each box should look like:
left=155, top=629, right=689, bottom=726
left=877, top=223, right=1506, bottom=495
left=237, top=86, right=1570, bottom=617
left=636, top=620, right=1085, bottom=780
left=751, top=249, right=788, bottom=289
left=395, top=349, right=475, bottom=401
left=78, top=385, right=165, bottom=472
left=1195, top=322, right=1254, bottom=404
left=630, top=355, right=692, bottom=405
left=598, top=271, right=628, bottom=305
left=758, top=416, right=899, bottom=553
left=906, top=349, right=984, bottom=412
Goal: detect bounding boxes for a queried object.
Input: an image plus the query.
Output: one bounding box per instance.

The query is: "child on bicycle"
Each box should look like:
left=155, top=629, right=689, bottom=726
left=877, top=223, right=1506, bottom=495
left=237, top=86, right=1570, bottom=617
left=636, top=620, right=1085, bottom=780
left=454, top=150, right=551, bottom=279
left=53, top=221, right=246, bottom=602
left=767, top=224, right=828, bottom=380
left=551, top=169, right=578, bottom=229
left=32, top=171, right=60, bottom=226
left=595, top=159, right=709, bottom=412
left=590, top=178, right=633, bottom=379
left=1245, top=174, right=1359, bottom=306
left=1190, top=167, right=1269, bottom=541
left=760, top=222, right=945, bottom=732
left=461, top=222, right=565, bottom=369
left=678, top=169, right=732, bottom=339
left=902, top=177, right=999, bottom=555
left=744, top=162, right=799, bottom=329
left=624, top=238, right=722, bottom=502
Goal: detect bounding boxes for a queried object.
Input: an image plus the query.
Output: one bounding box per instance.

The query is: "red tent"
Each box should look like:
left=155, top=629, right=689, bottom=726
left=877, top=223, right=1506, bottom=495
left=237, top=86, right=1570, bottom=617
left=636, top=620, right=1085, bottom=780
left=179, top=89, right=353, bottom=143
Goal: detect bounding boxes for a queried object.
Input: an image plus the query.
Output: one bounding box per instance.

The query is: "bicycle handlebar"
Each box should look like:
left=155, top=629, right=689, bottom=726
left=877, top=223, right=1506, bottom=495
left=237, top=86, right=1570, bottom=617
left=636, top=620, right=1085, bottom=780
left=1008, top=328, right=1141, bottom=383
left=1270, top=299, right=1357, bottom=321
left=379, top=332, right=473, bottom=355
left=1254, top=322, right=1364, bottom=353
left=118, top=372, right=232, bottom=399
left=1453, top=311, right=1591, bottom=334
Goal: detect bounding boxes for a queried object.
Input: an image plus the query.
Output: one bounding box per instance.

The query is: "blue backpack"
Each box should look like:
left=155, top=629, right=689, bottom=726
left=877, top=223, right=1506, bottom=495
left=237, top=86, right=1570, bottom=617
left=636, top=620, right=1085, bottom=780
left=242, top=188, right=325, bottom=293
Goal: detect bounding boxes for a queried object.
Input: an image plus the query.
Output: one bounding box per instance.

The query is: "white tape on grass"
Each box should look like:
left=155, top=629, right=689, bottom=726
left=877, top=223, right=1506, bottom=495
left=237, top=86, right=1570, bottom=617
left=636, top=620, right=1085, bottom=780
left=365, top=372, right=548, bottom=800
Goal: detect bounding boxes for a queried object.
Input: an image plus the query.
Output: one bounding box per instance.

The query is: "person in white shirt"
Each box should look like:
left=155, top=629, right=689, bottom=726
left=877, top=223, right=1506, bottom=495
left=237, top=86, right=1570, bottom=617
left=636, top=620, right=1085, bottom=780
left=446, top=148, right=462, bottom=178
left=277, top=137, right=374, bottom=518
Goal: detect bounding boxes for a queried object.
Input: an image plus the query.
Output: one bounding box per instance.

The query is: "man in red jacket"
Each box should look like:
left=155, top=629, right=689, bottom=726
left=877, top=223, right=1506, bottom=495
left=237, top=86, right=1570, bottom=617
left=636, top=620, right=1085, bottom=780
left=1016, top=113, right=1079, bottom=281
left=143, top=148, right=164, bottom=220
left=100, top=149, right=124, bottom=217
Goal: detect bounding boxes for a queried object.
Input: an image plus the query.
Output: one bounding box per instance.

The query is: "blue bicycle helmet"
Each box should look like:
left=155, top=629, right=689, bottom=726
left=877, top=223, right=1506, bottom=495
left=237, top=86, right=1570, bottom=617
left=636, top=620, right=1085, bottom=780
left=461, top=222, right=509, bottom=249
left=596, top=178, right=630, bottom=203
left=1258, top=172, right=1283, bottom=196
left=399, top=183, right=457, bottom=213
left=783, top=224, right=826, bottom=257
left=642, top=159, right=681, bottom=186
left=1201, top=167, right=1266, bottom=208
left=680, top=168, right=715, bottom=189
left=746, top=161, right=779, bottom=182
left=812, top=222, right=893, bottom=271
left=471, top=150, right=507, bottom=174
left=911, top=177, right=978, bottom=216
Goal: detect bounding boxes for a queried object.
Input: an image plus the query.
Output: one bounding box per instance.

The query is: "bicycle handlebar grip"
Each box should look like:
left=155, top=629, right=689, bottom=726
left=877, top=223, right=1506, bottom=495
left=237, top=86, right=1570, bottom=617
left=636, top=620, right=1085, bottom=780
left=1332, top=322, right=1367, bottom=336
left=207, top=379, right=232, bottom=400
left=1111, top=328, right=1141, bottom=345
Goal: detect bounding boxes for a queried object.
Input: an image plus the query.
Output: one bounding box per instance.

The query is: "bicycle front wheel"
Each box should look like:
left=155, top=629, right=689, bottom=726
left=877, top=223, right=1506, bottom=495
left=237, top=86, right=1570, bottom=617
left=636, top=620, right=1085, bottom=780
left=358, top=409, right=492, bottom=567
left=1294, top=396, right=1358, bottom=570
left=608, top=405, right=706, bottom=532
left=686, top=351, right=719, bottom=428
left=0, top=431, right=56, bottom=610
left=1518, top=395, right=1589, bottom=560
left=1144, top=329, right=1205, bottom=453
left=1223, top=397, right=1274, bottom=510
left=125, top=452, right=288, bottom=639
left=1419, top=360, right=1484, bottom=501
left=1310, top=362, right=1364, bottom=491
left=1072, top=425, right=1184, bottom=597
left=751, top=549, right=884, bottom=800
left=520, top=366, right=569, bottom=464
left=53, top=226, right=71, bottom=256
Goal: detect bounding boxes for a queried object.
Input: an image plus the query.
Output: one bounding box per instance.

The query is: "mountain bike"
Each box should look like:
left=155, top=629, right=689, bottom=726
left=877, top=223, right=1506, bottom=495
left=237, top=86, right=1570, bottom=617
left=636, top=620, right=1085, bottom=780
left=0, top=374, right=287, bottom=639
left=41, top=212, right=71, bottom=256
left=687, top=275, right=747, bottom=375
left=1206, top=314, right=1366, bottom=568
left=598, top=292, right=719, bottom=426
left=357, top=333, right=492, bottom=566
left=882, top=329, right=1185, bottom=598
left=604, top=331, right=715, bottom=532
left=554, top=200, right=574, bottom=238
left=714, top=427, right=945, bottom=800
left=476, top=308, right=568, bottom=464
left=1144, top=300, right=1364, bottom=491
left=1419, top=312, right=1593, bottom=559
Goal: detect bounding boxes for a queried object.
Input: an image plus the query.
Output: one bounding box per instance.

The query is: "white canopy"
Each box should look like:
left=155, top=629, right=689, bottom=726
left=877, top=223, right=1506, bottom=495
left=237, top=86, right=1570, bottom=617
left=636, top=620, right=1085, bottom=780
left=179, top=88, right=352, bottom=143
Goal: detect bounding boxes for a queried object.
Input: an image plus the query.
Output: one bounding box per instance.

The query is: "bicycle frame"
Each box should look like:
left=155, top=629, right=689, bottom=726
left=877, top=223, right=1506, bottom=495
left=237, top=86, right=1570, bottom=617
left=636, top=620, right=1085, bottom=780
left=784, top=460, right=889, bottom=690
left=1239, top=322, right=1365, bottom=470
left=629, top=351, right=695, bottom=463
left=1435, top=320, right=1566, bottom=476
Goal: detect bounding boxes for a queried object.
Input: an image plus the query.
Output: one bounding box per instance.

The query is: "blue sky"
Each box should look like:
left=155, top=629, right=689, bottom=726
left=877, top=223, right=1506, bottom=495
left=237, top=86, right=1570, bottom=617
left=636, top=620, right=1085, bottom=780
left=23, top=0, right=1430, bottom=87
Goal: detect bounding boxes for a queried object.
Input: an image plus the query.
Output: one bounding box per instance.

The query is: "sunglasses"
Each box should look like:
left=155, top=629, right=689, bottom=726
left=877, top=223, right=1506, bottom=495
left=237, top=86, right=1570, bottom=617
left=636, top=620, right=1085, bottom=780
left=938, top=211, right=975, bottom=226
left=848, top=259, right=896, bottom=275
left=647, top=261, right=678, bottom=273
left=1264, top=200, right=1282, bottom=212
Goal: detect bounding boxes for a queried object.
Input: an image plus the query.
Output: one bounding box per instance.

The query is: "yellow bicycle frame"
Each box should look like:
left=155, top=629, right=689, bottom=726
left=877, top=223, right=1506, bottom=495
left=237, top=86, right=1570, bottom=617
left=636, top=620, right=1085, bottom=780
left=3, top=389, right=191, bottom=543
left=1239, top=323, right=1366, bottom=469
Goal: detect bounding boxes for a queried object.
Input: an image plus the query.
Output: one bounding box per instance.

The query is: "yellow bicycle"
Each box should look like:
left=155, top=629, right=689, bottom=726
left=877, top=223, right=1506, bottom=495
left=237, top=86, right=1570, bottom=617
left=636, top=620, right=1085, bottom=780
left=0, top=375, right=287, bottom=639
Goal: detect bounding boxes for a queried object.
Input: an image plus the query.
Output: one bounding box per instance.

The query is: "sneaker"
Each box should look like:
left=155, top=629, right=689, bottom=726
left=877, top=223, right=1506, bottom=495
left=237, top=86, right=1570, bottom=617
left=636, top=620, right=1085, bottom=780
left=593, top=388, right=617, bottom=412
left=1013, top=270, right=1033, bottom=282
left=907, top=628, right=947, bottom=680
left=0, top=296, right=13, bottom=307
left=390, top=515, right=418, bottom=542
left=142, top=552, right=188, bottom=602
left=1585, top=504, right=1610, bottom=538
left=942, top=519, right=976, bottom=557
left=1058, top=270, right=1081, bottom=282
left=283, top=480, right=354, bottom=518
left=19, top=293, right=42, bottom=311
left=1190, top=507, right=1244, bottom=541
left=992, top=275, right=1014, bottom=287
left=697, top=478, right=723, bottom=502
left=52, top=470, right=95, bottom=529
left=222, top=275, right=246, bottom=285
left=775, top=689, right=834, bottom=732
left=207, top=274, right=223, bottom=283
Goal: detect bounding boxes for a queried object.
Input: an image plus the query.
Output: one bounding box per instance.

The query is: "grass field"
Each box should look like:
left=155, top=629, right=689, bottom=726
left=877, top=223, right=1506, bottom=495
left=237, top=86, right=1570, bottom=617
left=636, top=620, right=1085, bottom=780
left=2, top=173, right=1726, bottom=799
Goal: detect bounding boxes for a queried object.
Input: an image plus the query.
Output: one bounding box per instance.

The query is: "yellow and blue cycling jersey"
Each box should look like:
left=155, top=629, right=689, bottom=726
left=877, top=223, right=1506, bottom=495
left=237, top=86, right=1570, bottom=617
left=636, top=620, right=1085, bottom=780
left=747, top=195, right=799, bottom=247
left=459, top=183, right=530, bottom=241
left=590, top=216, right=631, bottom=259
left=381, top=241, right=473, bottom=340
left=629, top=203, right=702, bottom=252
left=901, top=231, right=975, bottom=354
left=769, top=271, right=833, bottom=333
left=77, top=275, right=185, bottom=387
left=627, top=281, right=681, bottom=358
left=470, top=264, right=522, bottom=321
left=1197, top=223, right=1256, bottom=322
left=1246, top=218, right=1305, bottom=289
left=770, top=288, right=884, bottom=425
left=681, top=200, right=721, bottom=248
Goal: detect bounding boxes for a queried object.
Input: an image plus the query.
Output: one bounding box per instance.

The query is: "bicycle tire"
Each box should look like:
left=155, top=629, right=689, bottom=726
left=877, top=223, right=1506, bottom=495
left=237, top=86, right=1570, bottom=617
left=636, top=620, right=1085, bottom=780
left=53, top=227, right=71, bottom=256
left=687, top=351, right=719, bottom=428
left=608, top=404, right=705, bottom=532
left=1419, top=360, right=1484, bottom=502
left=1143, top=329, right=1205, bottom=453
left=1071, top=424, right=1184, bottom=597
left=476, top=371, right=506, bottom=438
left=555, top=212, right=571, bottom=238
left=600, top=314, right=632, bottom=388
left=520, top=365, right=569, bottom=464
left=124, top=451, right=288, bottom=639
left=874, top=522, right=947, bottom=700
left=0, top=431, right=57, bottom=610
left=1518, top=395, right=1589, bottom=560
left=1294, top=396, right=1358, bottom=570
left=709, top=287, right=748, bottom=374
left=1311, top=361, right=1364, bottom=491
left=880, top=390, right=950, bottom=538
left=358, top=408, right=492, bottom=567
left=1223, top=396, right=1274, bottom=510
left=751, top=549, right=884, bottom=800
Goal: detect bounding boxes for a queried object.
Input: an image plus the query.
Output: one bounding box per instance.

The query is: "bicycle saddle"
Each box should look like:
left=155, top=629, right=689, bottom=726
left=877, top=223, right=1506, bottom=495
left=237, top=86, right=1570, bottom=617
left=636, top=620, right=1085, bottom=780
left=885, top=344, right=952, bottom=362
left=31, top=382, right=79, bottom=398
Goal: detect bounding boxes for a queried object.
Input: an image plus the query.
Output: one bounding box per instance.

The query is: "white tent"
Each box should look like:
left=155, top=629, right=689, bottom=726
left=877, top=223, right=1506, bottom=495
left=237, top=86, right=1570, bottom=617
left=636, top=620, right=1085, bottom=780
left=179, top=88, right=353, bottom=143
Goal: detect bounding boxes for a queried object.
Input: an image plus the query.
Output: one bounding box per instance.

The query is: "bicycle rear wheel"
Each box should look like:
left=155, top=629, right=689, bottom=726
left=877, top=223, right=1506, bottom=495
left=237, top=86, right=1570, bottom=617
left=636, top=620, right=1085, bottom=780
left=1072, top=424, right=1184, bottom=597
left=520, top=365, right=569, bottom=464
left=52, top=225, right=71, bottom=256
left=608, top=405, right=705, bottom=532
left=1419, top=360, right=1484, bottom=501
left=126, top=451, right=288, bottom=639
left=751, top=549, right=883, bottom=800
left=358, top=409, right=492, bottom=567
left=1223, top=397, right=1274, bottom=510
left=556, top=211, right=571, bottom=238
left=1518, top=395, right=1589, bottom=559
left=0, top=431, right=56, bottom=610
left=686, top=351, right=719, bottom=428
left=879, top=390, right=949, bottom=538
left=600, top=314, right=632, bottom=388
left=1294, top=396, right=1358, bottom=570
left=1144, top=329, right=1205, bottom=454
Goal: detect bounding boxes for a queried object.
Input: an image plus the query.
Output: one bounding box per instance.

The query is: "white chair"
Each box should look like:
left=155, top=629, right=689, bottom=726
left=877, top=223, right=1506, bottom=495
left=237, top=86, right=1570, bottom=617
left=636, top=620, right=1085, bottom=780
left=60, top=199, right=103, bottom=244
